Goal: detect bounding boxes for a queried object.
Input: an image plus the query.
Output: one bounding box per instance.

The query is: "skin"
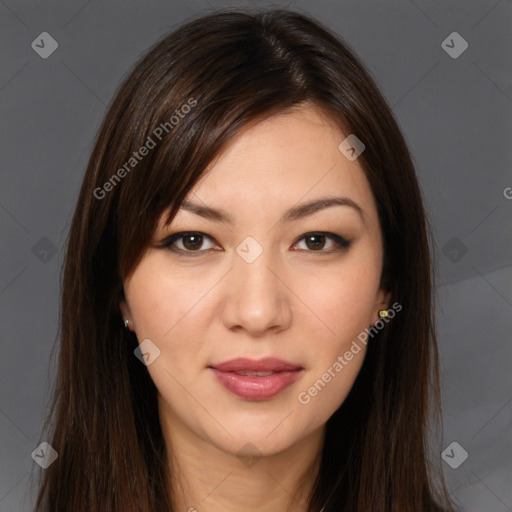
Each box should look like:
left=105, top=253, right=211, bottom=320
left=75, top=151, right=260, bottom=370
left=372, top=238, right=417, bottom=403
left=121, top=104, right=390, bottom=512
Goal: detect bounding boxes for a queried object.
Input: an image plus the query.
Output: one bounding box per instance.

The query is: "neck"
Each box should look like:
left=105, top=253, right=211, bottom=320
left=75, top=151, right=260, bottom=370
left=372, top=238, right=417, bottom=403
left=158, top=397, right=325, bottom=512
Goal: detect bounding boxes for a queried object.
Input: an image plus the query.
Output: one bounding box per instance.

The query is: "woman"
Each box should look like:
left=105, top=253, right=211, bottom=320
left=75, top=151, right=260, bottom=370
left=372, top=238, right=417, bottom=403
left=32, top=9, right=455, bottom=512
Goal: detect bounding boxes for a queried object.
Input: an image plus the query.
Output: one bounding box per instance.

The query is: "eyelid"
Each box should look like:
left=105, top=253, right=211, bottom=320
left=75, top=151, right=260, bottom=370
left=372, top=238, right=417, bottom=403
left=159, top=230, right=351, bottom=255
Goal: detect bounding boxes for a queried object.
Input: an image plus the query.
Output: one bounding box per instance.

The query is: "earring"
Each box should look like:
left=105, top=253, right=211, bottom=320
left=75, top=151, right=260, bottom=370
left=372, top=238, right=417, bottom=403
left=122, top=316, right=130, bottom=329
left=378, top=309, right=389, bottom=319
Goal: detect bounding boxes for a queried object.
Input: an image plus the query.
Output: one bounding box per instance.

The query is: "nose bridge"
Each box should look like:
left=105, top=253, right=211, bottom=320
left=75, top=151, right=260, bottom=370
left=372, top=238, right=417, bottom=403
left=222, top=237, right=291, bottom=335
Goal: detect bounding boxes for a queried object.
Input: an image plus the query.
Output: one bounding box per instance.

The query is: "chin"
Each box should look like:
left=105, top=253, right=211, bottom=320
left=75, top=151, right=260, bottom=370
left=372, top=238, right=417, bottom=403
left=199, top=413, right=310, bottom=459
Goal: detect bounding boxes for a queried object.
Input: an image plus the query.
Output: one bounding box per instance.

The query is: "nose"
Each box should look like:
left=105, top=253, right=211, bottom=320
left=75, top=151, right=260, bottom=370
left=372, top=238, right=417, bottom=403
left=221, top=248, right=293, bottom=338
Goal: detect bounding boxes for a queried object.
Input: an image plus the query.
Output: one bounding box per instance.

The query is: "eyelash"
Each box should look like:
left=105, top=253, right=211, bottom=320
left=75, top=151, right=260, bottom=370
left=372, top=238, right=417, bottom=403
left=159, top=231, right=351, bottom=256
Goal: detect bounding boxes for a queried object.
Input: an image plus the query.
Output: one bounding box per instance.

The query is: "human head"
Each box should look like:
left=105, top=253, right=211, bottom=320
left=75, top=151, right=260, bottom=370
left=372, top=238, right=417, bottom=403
left=34, top=9, right=452, bottom=512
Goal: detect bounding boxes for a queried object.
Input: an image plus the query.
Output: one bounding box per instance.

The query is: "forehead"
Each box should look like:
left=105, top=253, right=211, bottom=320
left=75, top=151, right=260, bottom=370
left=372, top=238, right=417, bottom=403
left=166, top=106, right=379, bottom=230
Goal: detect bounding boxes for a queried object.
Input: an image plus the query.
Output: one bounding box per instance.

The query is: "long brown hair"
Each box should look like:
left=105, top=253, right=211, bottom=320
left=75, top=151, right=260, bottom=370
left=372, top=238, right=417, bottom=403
left=31, top=9, right=455, bottom=511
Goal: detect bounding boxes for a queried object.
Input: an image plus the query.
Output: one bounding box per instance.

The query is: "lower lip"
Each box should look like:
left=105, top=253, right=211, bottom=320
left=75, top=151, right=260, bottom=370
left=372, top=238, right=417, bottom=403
left=209, top=368, right=302, bottom=401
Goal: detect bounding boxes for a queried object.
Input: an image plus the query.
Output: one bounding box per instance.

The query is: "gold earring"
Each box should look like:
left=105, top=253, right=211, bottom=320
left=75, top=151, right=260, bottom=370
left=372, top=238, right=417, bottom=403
left=378, top=309, right=389, bottom=319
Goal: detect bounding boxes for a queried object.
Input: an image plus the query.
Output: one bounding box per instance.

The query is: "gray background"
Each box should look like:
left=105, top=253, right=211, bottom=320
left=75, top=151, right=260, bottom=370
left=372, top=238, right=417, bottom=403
left=1, top=1, right=511, bottom=510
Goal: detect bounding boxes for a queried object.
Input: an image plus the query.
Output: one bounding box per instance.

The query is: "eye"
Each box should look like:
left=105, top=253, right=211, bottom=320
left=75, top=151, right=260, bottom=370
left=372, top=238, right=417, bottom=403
left=292, top=232, right=351, bottom=253
left=160, top=231, right=218, bottom=255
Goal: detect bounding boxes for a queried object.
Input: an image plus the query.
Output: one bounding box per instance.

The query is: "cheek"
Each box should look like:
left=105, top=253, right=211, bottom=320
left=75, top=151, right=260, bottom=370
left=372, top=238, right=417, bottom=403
left=124, top=256, right=221, bottom=378
left=299, top=260, right=381, bottom=349
left=126, top=258, right=207, bottom=339
left=297, top=343, right=367, bottom=417
left=294, top=269, right=373, bottom=426
left=124, top=275, right=203, bottom=419
left=290, top=251, right=380, bottom=419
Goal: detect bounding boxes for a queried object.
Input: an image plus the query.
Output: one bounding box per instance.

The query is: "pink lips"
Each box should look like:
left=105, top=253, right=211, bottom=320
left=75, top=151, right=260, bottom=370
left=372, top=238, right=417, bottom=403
left=209, top=357, right=303, bottom=401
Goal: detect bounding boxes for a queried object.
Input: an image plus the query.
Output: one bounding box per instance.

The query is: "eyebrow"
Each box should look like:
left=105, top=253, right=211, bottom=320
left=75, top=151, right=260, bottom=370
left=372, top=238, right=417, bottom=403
left=178, top=196, right=367, bottom=227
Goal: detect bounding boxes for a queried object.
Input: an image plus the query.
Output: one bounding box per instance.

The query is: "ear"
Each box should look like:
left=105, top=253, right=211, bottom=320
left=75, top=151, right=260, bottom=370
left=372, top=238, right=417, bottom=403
left=119, top=299, right=134, bottom=331
left=372, top=288, right=392, bottom=326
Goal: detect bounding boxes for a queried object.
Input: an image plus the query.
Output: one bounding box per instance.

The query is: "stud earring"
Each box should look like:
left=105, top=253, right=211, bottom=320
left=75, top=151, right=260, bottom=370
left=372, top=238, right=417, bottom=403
left=122, top=316, right=130, bottom=329
left=378, top=309, right=389, bottom=319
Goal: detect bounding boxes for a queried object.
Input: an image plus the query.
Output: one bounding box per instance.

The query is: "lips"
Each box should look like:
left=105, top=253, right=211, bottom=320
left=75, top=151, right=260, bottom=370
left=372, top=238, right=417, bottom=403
left=209, top=357, right=303, bottom=401
left=210, top=357, right=302, bottom=373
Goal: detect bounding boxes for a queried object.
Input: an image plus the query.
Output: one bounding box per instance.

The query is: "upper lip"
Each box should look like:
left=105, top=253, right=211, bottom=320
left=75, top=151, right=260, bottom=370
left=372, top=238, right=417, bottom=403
left=209, top=357, right=302, bottom=372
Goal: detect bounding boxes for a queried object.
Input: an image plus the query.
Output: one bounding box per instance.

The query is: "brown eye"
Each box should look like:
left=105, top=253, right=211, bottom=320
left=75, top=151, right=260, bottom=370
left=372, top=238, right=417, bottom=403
left=294, top=232, right=351, bottom=253
left=160, top=231, right=217, bottom=253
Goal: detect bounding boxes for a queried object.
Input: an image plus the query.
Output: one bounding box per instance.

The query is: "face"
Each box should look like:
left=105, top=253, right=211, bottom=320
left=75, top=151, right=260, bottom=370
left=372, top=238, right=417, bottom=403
left=121, top=105, right=390, bottom=458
